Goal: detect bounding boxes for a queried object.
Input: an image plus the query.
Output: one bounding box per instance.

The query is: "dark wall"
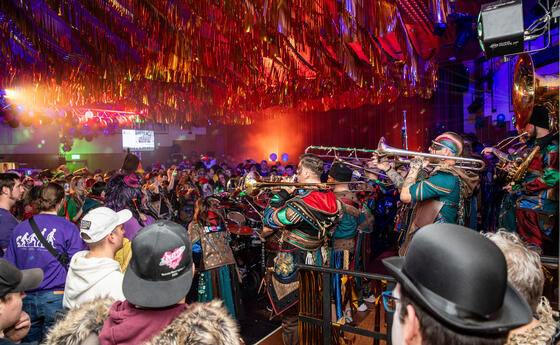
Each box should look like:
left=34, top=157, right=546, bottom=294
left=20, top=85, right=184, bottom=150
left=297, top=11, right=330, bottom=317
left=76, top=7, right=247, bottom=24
left=219, top=65, right=466, bottom=161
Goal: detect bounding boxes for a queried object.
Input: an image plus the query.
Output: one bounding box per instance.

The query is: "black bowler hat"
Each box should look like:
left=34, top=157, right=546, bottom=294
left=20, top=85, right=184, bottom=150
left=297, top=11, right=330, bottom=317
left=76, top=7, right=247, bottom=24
left=123, top=220, right=193, bottom=308
left=383, top=224, right=531, bottom=334
left=328, top=163, right=352, bottom=182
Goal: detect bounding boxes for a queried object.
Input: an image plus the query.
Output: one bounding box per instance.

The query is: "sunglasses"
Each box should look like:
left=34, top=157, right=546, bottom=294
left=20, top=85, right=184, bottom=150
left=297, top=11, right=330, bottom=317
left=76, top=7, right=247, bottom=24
left=382, top=290, right=400, bottom=313
left=430, top=140, right=448, bottom=151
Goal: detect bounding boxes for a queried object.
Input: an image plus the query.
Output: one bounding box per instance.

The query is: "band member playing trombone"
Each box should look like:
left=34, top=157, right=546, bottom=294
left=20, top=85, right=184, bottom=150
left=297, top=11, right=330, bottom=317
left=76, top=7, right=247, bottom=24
left=262, top=153, right=342, bottom=345
left=376, top=132, right=479, bottom=255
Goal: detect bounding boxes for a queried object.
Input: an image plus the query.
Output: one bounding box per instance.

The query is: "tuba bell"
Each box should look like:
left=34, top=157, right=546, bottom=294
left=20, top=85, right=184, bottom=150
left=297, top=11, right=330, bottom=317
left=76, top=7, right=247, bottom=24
left=512, top=53, right=559, bottom=133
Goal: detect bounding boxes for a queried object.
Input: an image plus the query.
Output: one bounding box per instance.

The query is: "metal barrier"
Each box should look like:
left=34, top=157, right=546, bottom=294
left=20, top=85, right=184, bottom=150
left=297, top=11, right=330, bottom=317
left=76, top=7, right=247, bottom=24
left=296, top=263, right=396, bottom=345
left=541, top=256, right=558, bottom=267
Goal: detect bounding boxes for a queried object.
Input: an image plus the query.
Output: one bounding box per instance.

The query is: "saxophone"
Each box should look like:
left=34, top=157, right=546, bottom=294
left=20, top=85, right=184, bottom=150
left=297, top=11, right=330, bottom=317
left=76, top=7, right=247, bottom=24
left=506, top=145, right=540, bottom=185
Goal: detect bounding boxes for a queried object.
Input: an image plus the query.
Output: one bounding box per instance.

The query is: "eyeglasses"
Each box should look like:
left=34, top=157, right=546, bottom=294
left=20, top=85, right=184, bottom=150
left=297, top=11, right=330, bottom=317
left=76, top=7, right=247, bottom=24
left=430, top=140, right=447, bottom=151
left=382, top=290, right=400, bottom=313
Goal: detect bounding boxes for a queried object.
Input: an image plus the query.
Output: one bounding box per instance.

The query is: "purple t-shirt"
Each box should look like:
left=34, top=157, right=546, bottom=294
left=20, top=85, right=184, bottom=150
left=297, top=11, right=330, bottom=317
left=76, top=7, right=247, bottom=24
left=123, top=214, right=155, bottom=241
left=0, top=208, right=19, bottom=252
left=4, top=214, right=83, bottom=293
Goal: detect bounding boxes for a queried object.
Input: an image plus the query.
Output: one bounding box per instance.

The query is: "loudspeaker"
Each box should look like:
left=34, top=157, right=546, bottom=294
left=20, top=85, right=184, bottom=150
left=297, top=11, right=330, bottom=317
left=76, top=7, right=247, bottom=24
left=478, top=0, right=524, bottom=58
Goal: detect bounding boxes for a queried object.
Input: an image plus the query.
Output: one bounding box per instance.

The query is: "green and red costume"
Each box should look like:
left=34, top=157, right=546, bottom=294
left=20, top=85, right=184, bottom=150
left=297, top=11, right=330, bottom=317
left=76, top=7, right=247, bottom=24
left=263, top=189, right=342, bottom=315
left=513, top=133, right=558, bottom=254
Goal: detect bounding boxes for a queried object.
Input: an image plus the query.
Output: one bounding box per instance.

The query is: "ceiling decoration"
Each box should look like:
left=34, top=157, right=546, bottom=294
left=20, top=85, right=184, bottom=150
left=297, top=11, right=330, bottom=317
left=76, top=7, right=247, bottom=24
left=0, top=0, right=479, bottom=125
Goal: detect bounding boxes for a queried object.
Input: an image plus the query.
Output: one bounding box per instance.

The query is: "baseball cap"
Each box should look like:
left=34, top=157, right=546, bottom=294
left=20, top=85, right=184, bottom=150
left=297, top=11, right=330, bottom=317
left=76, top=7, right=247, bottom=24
left=0, top=259, right=43, bottom=297
left=123, top=220, right=193, bottom=308
left=80, top=207, right=132, bottom=243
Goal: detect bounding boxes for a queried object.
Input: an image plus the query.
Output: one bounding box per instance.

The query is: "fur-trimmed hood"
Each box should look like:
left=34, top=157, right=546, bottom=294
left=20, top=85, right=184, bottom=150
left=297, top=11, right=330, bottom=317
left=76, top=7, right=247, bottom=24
left=144, top=300, right=241, bottom=345
left=42, top=298, right=240, bottom=345
left=506, top=297, right=558, bottom=345
left=43, top=296, right=115, bottom=345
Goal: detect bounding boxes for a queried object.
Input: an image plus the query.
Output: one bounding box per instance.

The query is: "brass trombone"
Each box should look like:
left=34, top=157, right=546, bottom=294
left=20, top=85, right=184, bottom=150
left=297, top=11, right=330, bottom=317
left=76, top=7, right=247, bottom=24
left=305, top=146, right=376, bottom=162
left=239, top=174, right=370, bottom=197
left=305, top=146, right=389, bottom=178
left=306, top=138, right=487, bottom=171
left=376, top=138, right=487, bottom=171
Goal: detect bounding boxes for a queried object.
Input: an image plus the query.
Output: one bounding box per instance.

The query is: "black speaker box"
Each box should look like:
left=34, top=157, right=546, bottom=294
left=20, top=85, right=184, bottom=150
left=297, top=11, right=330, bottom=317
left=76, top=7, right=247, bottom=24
left=478, top=0, right=524, bottom=58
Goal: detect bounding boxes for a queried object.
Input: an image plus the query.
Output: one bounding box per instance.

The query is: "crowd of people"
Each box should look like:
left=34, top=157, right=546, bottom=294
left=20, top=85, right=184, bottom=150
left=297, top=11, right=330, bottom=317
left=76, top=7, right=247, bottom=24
left=0, top=105, right=557, bottom=345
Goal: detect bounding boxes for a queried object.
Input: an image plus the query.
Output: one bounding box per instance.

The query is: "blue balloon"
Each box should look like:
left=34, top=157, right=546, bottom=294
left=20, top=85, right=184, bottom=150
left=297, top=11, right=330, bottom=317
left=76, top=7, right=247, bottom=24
left=281, top=153, right=289, bottom=162
left=269, top=153, right=278, bottom=161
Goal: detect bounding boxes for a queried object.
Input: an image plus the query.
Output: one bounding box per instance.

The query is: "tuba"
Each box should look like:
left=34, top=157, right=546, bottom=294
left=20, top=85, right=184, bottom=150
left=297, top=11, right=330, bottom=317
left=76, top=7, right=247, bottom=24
left=502, top=53, right=559, bottom=184
left=512, top=53, right=559, bottom=134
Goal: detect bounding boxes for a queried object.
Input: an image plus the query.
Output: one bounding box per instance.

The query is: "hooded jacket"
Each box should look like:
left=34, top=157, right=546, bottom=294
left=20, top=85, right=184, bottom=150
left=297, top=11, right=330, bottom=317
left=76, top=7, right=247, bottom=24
left=63, top=251, right=125, bottom=309
left=98, top=300, right=187, bottom=345
left=43, top=298, right=241, bottom=345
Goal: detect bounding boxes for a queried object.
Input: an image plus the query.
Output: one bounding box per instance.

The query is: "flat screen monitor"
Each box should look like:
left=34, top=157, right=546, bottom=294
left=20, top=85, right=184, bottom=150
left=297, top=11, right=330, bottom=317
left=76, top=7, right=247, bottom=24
left=122, top=129, right=155, bottom=151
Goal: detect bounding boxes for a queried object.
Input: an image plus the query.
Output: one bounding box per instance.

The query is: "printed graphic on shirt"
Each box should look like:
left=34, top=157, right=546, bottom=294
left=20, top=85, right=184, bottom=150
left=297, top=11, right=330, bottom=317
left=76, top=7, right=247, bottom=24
left=160, top=246, right=185, bottom=269
left=16, top=229, right=57, bottom=249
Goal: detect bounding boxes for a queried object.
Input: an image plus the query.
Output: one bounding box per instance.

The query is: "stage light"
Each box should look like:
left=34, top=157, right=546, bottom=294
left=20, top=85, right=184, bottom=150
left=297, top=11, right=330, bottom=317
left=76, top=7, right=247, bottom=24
left=4, top=89, right=15, bottom=98
left=269, top=153, right=278, bottom=161
left=281, top=153, right=289, bottom=162
left=478, top=0, right=524, bottom=58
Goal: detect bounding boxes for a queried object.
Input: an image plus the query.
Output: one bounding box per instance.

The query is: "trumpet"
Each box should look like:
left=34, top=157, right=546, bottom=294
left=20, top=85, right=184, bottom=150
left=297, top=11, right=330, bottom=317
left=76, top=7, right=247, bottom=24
left=376, top=138, right=487, bottom=171
left=239, top=173, right=370, bottom=197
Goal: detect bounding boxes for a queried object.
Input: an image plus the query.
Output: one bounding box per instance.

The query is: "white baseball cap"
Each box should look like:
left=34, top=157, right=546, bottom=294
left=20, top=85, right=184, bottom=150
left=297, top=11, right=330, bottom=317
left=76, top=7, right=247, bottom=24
left=80, top=207, right=132, bottom=243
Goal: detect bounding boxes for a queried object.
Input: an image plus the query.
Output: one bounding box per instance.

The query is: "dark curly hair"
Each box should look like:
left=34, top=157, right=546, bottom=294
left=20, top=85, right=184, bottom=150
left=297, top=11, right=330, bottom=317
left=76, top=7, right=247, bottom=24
left=104, top=174, right=145, bottom=226
left=36, top=183, right=65, bottom=212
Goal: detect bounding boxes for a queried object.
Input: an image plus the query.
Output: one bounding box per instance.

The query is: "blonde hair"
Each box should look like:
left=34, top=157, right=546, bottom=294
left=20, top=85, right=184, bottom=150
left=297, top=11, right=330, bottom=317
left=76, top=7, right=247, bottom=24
left=70, top=175, right=84, bottom=194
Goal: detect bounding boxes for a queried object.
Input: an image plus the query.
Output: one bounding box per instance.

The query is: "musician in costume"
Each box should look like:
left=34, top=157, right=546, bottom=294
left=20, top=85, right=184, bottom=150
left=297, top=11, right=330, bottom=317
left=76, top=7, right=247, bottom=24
left=378, top=132, right=479, bottom=255
left=328, top=163, right=373, bottom=323
left=481, top=135, right=529, bottom=233
left=187, top=197, right=241, bottom=318
left=510, top=106, right=558, bottom=255
left=262, top=153, right=342, bottom=345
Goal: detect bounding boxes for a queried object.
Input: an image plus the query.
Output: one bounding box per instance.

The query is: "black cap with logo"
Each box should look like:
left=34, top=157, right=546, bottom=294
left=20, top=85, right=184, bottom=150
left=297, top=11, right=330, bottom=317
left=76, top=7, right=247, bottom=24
left=123, top=220, right=193, bottom=308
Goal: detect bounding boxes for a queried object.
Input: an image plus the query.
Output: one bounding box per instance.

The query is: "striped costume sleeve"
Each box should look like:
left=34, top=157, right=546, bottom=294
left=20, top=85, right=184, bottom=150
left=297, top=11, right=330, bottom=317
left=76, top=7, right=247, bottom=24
left=409, top=173, right=455, bottom=202
left=263, top=204, right=303, bottom=229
